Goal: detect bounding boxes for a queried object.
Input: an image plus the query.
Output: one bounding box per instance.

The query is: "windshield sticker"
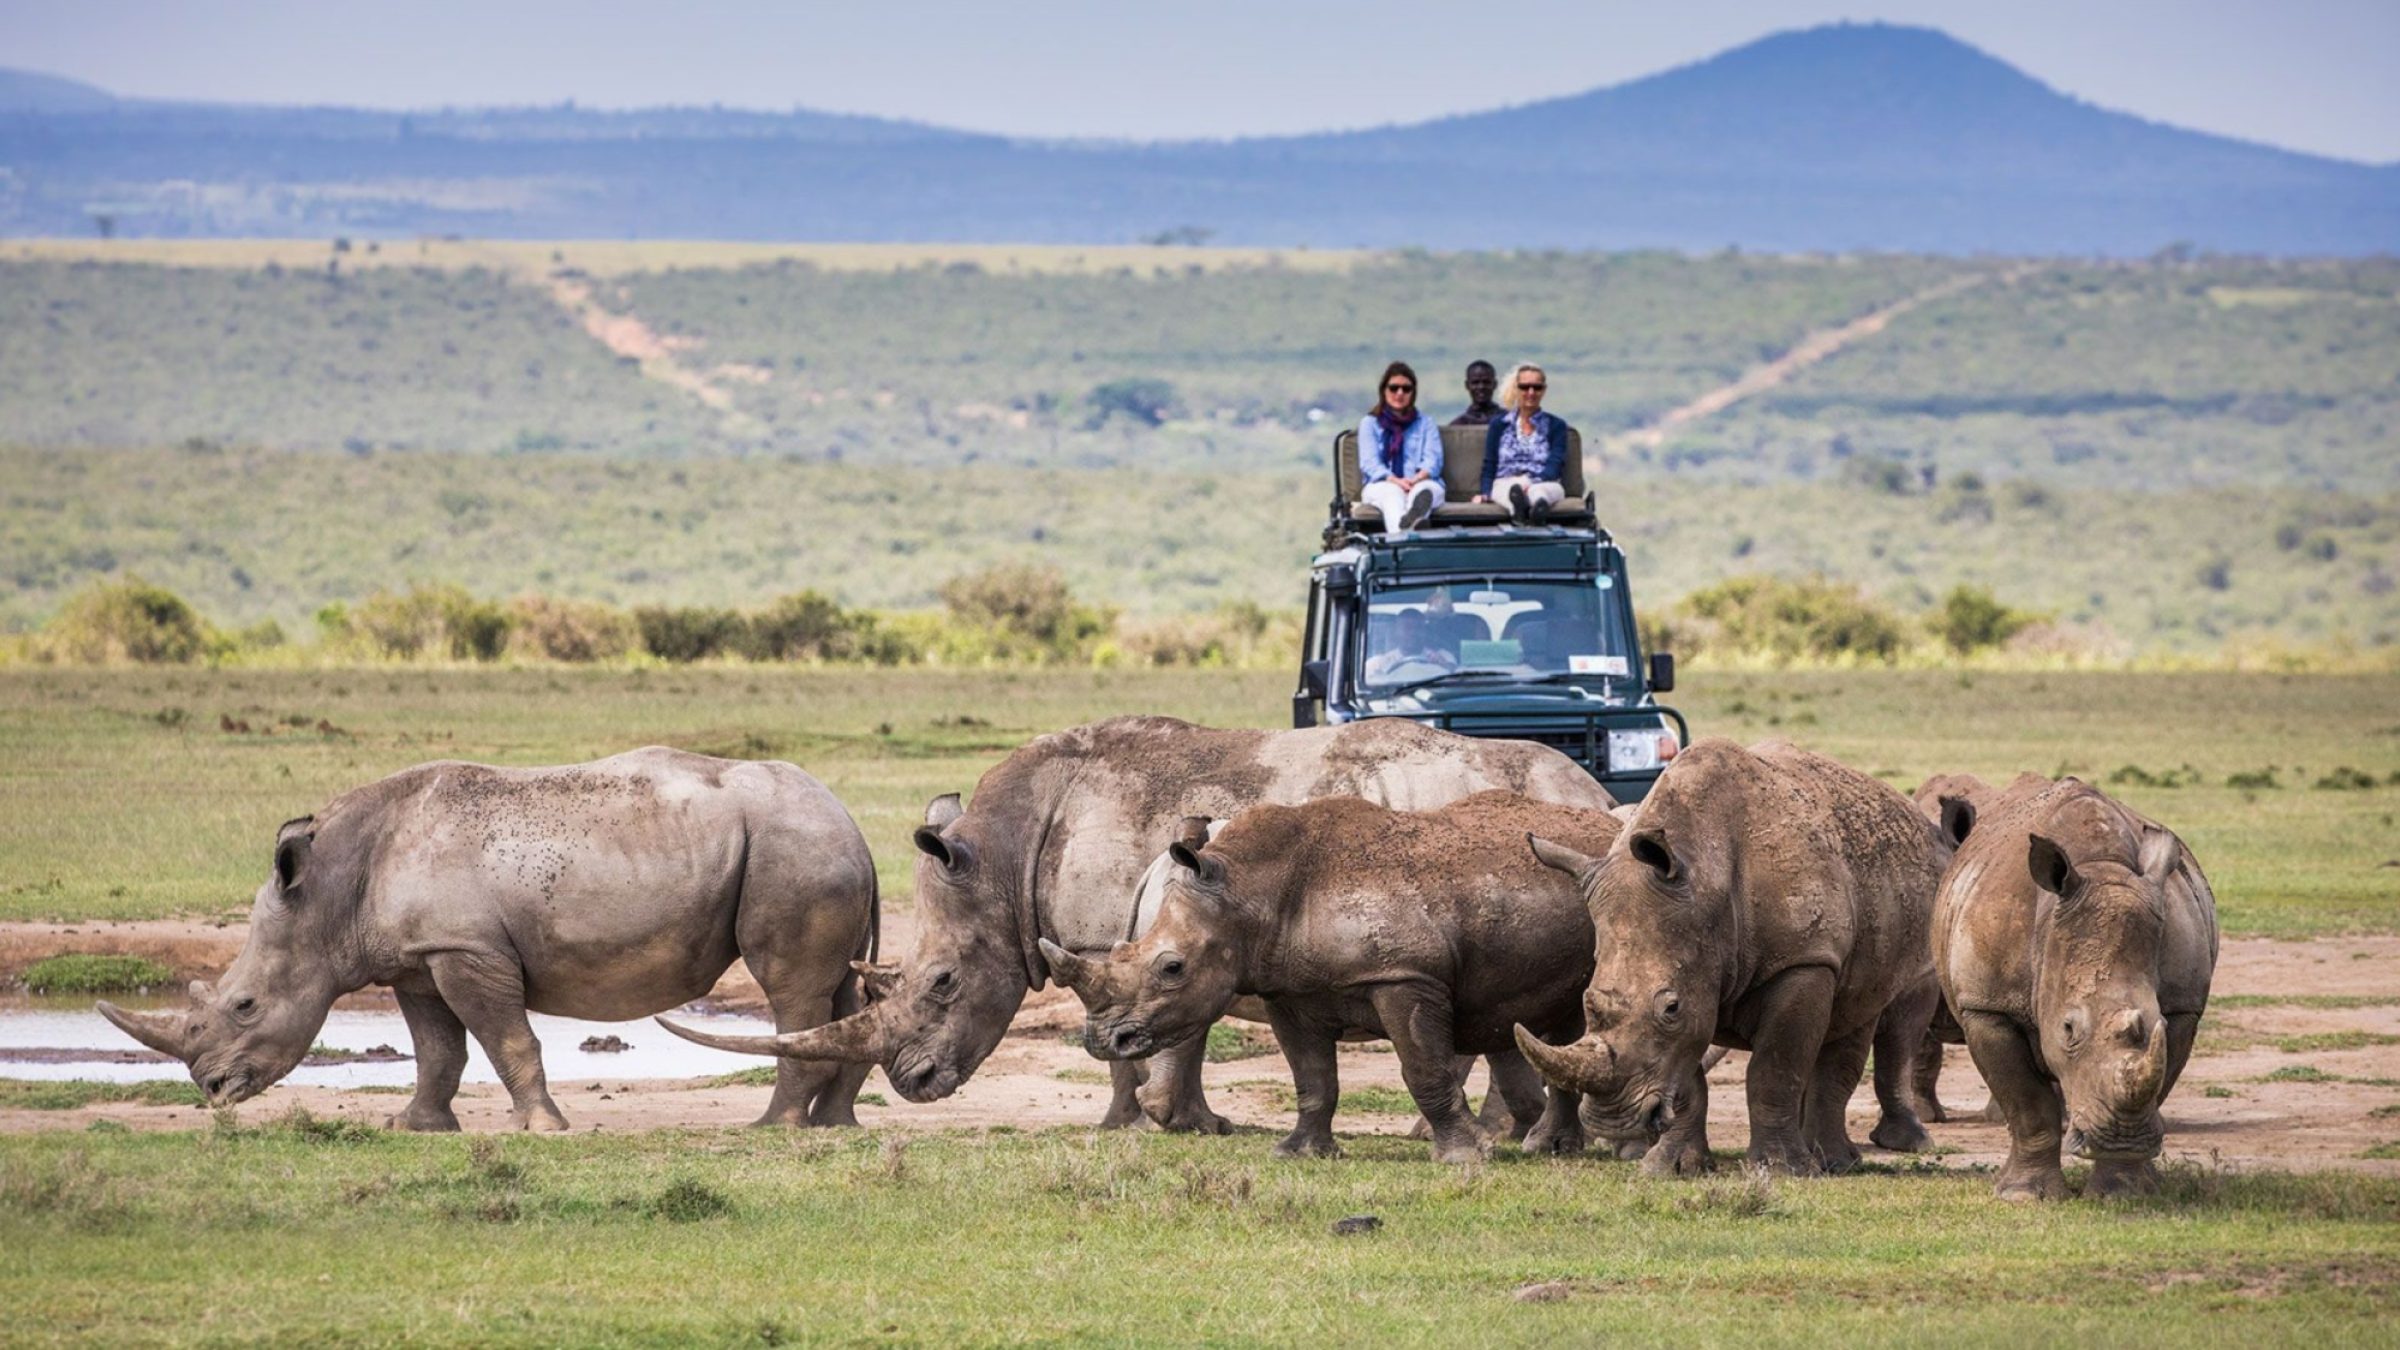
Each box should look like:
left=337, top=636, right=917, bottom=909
left=1569, top=655, right=1629, bottom=675
left=1459, top=639, right=1521, bottom=667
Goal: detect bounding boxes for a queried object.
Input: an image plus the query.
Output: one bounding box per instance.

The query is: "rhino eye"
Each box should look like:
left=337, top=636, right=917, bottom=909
left=1161, top=957, right=1186, bottom=979
left=233, top=997, right=256, bottom=1014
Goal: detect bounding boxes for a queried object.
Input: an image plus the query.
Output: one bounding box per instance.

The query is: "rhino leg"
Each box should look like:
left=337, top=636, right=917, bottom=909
left=1100, top=1059, right=1148, bottom=1130
left=1266, top=1004, right=1342, bottom=1159
left=1640, top=1065, right=1714, bottom=1176
left=430, top=954, right=568, bottom=1133
left=1741, top=965, right=1835, bottom=1177
left=1484, top=1050, right=1547, bottom=1144
left=1870, top=982, right=1939, bottom=1153
left=807, top=971, right=872, bottom=1127
left=1521, top=1084, right=1586, bottom=1157
left=1912, top=1024, right=1951, bottom=1123
left=1958, top=1009, right=2069, bottom=1201
left=1804, top=1020, right=1875, bottom=1174
left=1135, top=1032, right=1233, bottom=1135
left=1407, top=1057, right=1477, bottom=1141
left=1371, top=982, right=1490, bottom=1164
left=387, top=989, right=464, bottom=1132
left=750, top=991, right=840, bottom=1128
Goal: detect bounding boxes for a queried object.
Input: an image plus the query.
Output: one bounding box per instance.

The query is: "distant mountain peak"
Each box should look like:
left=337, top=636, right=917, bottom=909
left=0, top=68, right=116, bottom=113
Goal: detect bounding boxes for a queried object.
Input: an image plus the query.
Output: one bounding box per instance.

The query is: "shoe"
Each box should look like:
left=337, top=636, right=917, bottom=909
left=1397, top=494, right=1435, bottom=532
left=1530, top=494, right=1553, bottom=526
left=1506, top=484, right=1531, bottom=523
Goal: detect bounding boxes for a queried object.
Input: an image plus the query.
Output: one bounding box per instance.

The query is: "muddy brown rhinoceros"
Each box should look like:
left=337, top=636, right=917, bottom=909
left=1515, top=738, right=1948, bottom=1177
left=658, top=715, right=1615, bottom=1130
left=1045, top=792, right=1623, bottom=1162
left=99, top=748, right=877, bottom=1131
left=1929, top=774, right=2217, bottom=1200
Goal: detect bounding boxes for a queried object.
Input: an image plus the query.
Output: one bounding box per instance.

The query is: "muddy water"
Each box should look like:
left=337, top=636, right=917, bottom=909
left=0, top=995, right=782, bottom=1089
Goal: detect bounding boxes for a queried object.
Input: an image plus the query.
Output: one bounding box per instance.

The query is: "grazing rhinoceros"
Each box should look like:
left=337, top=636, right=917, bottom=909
left=659, top=716, right=1615, bottom=1131
left=1044, top=792, right=1623, bottom=1162
left=1515, top=738, right=1948, bottom=1177
left=99, top=748, right=877, bottom=1131
left=1927, top=774, right=2217, bottom=1200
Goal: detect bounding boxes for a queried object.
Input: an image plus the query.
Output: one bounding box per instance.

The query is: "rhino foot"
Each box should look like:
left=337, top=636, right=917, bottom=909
left=2086, top=1158, right=2161, bottom=1199
left=1871, top=1114, right=1932, bottom=1153
left=514, top=1106, right=570, bottom=1133
left=1153, top=1105, right=1235, bottom=1136
left=385, top=1106, right=461, bottom=1133
left=1274, top=1132, right=1342, bottom=1160
left=1995, top=1167, right=2071, bottom=1202
left=1520, top=1119, right=1584, bottom=1157
left=1817, top=1139, right=1864, bottom=1175
left=1640, top=1137, right=1716, bottom=1177
left=1747, top=1142, right=1823, bottom=1178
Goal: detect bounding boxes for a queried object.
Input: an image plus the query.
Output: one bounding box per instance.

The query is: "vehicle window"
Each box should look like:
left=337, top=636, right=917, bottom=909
left=1358, top=580, right=1633, bottom=689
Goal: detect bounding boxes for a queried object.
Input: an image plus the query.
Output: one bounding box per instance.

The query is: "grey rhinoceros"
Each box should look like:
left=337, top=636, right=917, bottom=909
left=1927, top=773, right=2217, bottom=1199
left=1044, top=792, right=1623, bottom=1163
left=99, top=747, right=877, bottom=1131
left=659, top=715, right=1615, bottom=1130
left=1515, top=738, right=1948, bottom=1176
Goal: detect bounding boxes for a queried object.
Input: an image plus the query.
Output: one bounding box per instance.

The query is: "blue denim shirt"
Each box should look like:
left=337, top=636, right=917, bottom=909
left=1357, top=414, right=1444, bottom=484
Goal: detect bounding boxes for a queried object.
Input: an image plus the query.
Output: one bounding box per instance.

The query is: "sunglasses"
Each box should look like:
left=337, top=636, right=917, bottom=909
left=1384, top=383, right=1415, bottom=393
left=1517, top=382, right=1546, bottom=392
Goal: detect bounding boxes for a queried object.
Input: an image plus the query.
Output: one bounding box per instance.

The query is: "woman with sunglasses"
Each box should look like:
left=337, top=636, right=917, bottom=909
left=1475, top=361, right=1573, bottom=524
left=1357, top=361, right=1446, bottom=533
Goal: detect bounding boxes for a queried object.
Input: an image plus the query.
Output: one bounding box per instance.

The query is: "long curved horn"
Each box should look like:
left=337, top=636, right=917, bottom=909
left=1512, top=1024, right=1613, bottom=1094
left=2121, top=1019, right=2169, bottom=1109
left=654, top=1009, right=891, bottom=1063
left=97, top=1001, right=189, bottom=1060
left=1037, top=939, right=1100, bottom=997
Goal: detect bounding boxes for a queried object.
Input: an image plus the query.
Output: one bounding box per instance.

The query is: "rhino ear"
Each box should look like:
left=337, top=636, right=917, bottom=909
left=923, top=793, right=964, bottom=830
left=849, top=960, right=901, bottom=1002
left=2135, top=825, right=2180, bottom=884
left=1937, top=796, right=1976, bottom=850
left=913, top=825, right=974, bottom=874
left=1627, top=828, right=1683, bottom=885
left=1527, top=833, right=1597, bottom=878
left=1168, top=840, right=1226, bottom=888
left=1173, top=816, right=1215, bottom=853
left=2027, top=833, right=2078, bottom=900
left=273, top=816, right=316, bottom=895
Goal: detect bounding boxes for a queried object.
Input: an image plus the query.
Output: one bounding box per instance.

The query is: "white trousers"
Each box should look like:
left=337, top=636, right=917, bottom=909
left=1491, top=475, right=1566, bottom=509
left=1362, top=478, right=1446, bottom=532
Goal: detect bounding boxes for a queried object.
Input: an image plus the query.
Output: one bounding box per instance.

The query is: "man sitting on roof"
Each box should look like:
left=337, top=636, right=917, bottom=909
left=1448, top=360, right=1504, bottom=427
left=1357, top=361, right=1445, bottom=533
left=1475, top=361, right=1573, bottom=525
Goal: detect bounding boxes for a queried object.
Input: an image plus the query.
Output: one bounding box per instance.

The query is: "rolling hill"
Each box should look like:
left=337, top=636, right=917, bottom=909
left=2, top=24, right=2392, bottom=253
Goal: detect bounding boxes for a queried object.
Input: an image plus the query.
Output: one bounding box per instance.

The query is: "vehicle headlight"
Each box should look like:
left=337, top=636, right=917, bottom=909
left=1607, top=729, right=1661, bottom=773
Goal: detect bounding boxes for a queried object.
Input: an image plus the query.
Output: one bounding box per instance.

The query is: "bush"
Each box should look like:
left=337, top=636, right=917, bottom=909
left=343, top=583, right=510, bottom=661
left=1932, top=585, right=2035, bottom=654
left=746, top=591, right=913, bottom=663
left=1086, top=377, right=1179, bottom=428
left=22, top=953, right=178, bottom=993
left=635, top=605, right=749, bottom=663
left=505, top=594, right=636, bottom=662
left=1669, top=575, right=1908, bottom=663
left=938, top=564, right=1112, bottom=660
left=44, top=578, right=210, bottom=664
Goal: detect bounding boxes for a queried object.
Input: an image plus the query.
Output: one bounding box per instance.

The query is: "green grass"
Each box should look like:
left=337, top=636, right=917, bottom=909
left=17, top=954, right=177, bottom=993
left=2274, top=1033, right=2400, bottom=1055
left=700, top=1067, right=778, bottom=1089
left=0, top=668, right=2394, bottom=934
left=0, top=1124, right=2395, bottom=1343
left=0, top=1079, right=206, bottom=1110
left=1206, top=1022, right=1277, bottom=1063
left=2214, top=996, right=2400, bottom=1010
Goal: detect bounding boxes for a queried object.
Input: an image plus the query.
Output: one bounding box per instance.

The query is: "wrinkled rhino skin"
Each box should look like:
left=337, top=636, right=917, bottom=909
left=98, top=748, right=876, bottom=1132
left=661, top=716, right=1614, bottom=1132
left=1930, top=775, right=2217, bottom=1200
left=1046, top=792, right=1622, bottom=1163
left=1517, top=739, right=1948, bottom=1177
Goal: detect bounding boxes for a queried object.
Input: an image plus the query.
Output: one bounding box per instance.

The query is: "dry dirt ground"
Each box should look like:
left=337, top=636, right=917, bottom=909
left=7, top=915, right=2398, bottom=1178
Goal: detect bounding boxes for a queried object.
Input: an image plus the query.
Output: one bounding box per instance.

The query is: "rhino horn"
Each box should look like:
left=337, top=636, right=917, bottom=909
left=653, top=1010, right=891, bottom=1064
left=2122, top=1018, right=2169, bottom=1109
left=1037, top=939, right=1100, bottom=996
left=1512, top=1024, right=1612, bottom=1094
left=97, top=1001, right=188, bottom=1060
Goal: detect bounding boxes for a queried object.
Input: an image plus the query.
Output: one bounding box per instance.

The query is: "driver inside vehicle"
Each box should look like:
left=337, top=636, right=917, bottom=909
left=1363, top=608, right=1460, bottom=682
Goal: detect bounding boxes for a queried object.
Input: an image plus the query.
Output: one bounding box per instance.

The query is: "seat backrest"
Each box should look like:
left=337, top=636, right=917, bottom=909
left=1335, top=423, right=1586, bottom=502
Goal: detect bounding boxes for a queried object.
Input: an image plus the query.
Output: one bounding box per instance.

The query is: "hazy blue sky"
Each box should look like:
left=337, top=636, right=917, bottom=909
left=5, top=0, right=2396, bottom=162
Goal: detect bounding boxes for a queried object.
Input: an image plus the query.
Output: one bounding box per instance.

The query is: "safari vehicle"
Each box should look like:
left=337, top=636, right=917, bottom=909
left=1291, top=423, right=1688, bottom=803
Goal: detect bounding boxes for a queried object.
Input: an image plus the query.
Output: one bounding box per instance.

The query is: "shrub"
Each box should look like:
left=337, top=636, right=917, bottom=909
left=44, top=578, right=210, bottom=664
left=745, top=590, right=896, bottom=662
left=1670, top=575, right=1908, bottom=663
left=635, top=605, right=749, bottom=663
left=1932, top=584, right=2035, bottom=654
left=22, top=953, right=177, bottom=993
left=649, top=1177, right=735, bottom=1222
left=2313, top=766, right=2379, bottom=791
left=505, top=594, right=636, bottom=662
left=938, top=564, right=1112, bottom=660
left=344, top=583, right=510, bottom=661
left=1086, top=377, right=1179, bottom=428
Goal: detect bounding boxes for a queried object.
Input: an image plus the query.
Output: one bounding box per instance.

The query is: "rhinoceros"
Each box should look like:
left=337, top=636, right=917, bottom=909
left=1928, top=774, right=2217, bottom=1199
left=99, top=748, right=877, bottom=1131
left=1045, top=792, right=1623, bottom=1162
left=659, top=715, right=1615, bottom=1130
left=1515, top=738, right=1948, bottom=1176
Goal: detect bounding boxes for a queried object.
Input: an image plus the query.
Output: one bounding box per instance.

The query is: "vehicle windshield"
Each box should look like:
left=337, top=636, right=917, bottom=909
left=1355, top=578, right=1636, bottom=692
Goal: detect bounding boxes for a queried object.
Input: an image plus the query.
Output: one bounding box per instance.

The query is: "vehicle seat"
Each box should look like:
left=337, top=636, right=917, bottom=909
left=1334, top=425, right=1594, bottom=529
left=1426, top=612, right=1482, bottom=657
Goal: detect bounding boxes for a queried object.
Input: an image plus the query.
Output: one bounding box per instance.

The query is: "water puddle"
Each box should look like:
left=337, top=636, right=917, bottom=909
left=0, top=994, right=781, bottom=1090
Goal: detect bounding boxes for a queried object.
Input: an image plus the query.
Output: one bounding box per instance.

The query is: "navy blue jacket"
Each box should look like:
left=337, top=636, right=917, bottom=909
left=1480, top=411, right=1574, bottom=497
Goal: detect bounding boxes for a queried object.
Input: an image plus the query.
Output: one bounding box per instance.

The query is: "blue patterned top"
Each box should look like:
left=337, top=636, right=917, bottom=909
left=1495, top=416, right=1550, bottom=482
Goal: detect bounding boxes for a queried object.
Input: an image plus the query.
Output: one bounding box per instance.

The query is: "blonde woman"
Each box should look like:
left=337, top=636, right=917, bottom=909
left=1475, top=362, right=1573, bottom=524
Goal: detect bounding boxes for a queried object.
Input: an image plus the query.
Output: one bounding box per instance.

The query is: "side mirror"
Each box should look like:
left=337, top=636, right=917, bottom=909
left=1301, top=660, right=1328, bottom=699
left=1293, top=660, right=1328, bottom=728
left=1648, top=651, right=1675, bottom=693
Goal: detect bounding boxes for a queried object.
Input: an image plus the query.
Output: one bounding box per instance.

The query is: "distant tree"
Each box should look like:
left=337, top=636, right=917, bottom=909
left=1933, top=584, right=2034, bottom=654
left=90, top=212, right=115, bottom=240
left=1086, top=377, right=1179, bottom=428
left=1141, top=225, right=1216, bottom=247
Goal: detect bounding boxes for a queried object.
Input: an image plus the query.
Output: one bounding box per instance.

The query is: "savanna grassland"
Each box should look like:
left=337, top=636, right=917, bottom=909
left=2, top=245, right=2393, bottom=650
left=1, top=667, right=2392, bottom=934
left=6, top=1123, right=2398, bottom=1346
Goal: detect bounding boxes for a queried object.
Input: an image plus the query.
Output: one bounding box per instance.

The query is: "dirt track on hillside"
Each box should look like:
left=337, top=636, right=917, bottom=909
left=6, top=918, right=2397, bottom=1179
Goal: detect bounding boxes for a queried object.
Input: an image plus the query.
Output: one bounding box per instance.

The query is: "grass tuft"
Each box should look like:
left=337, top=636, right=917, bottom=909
left=1204, top=1022, right=1277, bottom=1063
left=647, top=1177, right=736, bottom=1222
left=0, top=1078, right=205, bottom=1110
left=20, top=954, right=177, bottom=993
